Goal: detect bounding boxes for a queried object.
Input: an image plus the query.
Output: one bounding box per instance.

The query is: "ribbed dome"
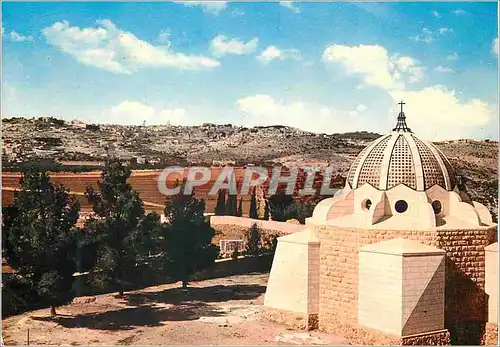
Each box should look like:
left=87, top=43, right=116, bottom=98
left=346, top=103, right=457, bottom=192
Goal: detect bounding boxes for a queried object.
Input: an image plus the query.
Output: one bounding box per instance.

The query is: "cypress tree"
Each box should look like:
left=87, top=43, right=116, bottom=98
left=236, top=198, right=243, bottom=217
left=215, top=189, right=226, bottom=215
left=249, top=187, right=258, bottom=219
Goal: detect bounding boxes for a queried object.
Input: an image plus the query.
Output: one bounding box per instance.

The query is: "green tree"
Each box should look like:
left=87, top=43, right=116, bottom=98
left=84, top=158, right=159, bottom=297
left=162, top=184, right=219, bottom=288
left=249, top=187, right=258, bottom=219
left=244, top=223, right=262, bottom=257
left=2, top=166, right=80, bottom=316
left=215, top=189, right=227, bottom=215
left=236, top=198, right=243, bottom=217
left=268, top=190, right=295, bottom=222
left=263, top=200, right=270, bottom=220
left=226, top=194, right=237, bottom=216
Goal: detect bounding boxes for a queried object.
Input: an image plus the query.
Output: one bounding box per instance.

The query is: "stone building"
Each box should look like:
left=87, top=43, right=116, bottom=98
left=264, top=103, right=498, bottom=345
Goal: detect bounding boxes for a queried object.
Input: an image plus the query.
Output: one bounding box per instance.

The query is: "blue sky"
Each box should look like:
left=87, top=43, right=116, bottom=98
left=2, top=1, right=498, bottom=140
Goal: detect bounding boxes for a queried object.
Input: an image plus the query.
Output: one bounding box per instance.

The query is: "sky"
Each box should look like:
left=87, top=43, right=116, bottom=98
left=1, top=1, right=499, bottom=140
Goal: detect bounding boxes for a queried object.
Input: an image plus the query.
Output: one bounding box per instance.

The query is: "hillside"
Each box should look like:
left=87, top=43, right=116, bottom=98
left=2, top=117, right=498, bottom=219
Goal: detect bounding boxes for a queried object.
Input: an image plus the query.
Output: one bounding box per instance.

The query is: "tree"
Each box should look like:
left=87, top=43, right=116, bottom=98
left=226, top=193, right=237, bottom=216
left=244, top=223, right=262, bottom=257
left=249, top=187, right=258, bottom=219
left=162, top=183, right=219, bottom=288
left=236, top=198, right=243, bottom=217
left=268, top=190, right=296, bottom=222
left=2, top=166, right=80, bottom=316
left=84, top=158, right=159, bottom=297
left=215, top=189, right=226, bottom=215
left=263, top=200, right=270, bottom=220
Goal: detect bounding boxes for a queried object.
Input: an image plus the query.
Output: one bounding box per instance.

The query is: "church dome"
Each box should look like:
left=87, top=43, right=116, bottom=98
left=346, top=103, right=457, bottom=192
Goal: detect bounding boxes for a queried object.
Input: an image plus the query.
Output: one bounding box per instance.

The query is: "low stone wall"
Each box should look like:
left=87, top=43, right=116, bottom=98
left=210, top=216, right=305, bottom=234
left=311, top=222, right=497, bottom=345
left=210, top=216, right=304, bottom=246
left=193, top=255, right=273, bottom=281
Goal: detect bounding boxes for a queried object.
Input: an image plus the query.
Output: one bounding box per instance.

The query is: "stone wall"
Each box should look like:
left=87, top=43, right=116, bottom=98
left=210, top=216, right=304, bottom=246
left=312, top=223, right=497, bottom=345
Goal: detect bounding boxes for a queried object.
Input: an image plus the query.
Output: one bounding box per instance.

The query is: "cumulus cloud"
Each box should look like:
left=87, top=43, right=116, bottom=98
left=411, top=28, right=434, bottom=44
left=236, top=94, right=369, bottom=133
left=279, top=1, right=300, bottom=14
left=257, top=45, right=301, bottom=64
left=435, top=66, right=454, bottom=73
left=431, top=10, right=440, bottom=18
left=322, top=43, right=494, bottom=140
left=322, top=44, right=425, bottom=90
left=42, top=20, right=220, bottom=74
left=106, top=100, right=187, bottom=125
left=177, top=1, right=228, bottom=15
left=493, top=37, right=498, bottom=57
left=438, top=27, right=453, bottom=35
left=389, top=86, right=494, bottom=140
left=9, top=31, right=34, bottom=42
left=210, top=35, right=258, bottom=57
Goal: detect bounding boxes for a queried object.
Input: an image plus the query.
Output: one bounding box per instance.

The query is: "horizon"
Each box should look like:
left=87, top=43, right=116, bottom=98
left=2, top=1, right=499, bottom=141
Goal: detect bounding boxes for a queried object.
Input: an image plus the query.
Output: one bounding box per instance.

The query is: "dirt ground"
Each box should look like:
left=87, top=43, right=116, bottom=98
left=2, top=273, right=347, bottom=346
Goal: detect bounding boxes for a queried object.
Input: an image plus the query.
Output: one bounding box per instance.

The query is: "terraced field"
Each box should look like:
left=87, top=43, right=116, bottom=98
left=2, top=167, right=343, bottom=215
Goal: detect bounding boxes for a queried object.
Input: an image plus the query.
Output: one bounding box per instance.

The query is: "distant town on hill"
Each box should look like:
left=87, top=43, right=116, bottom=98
left=2, top=116, right=498, bottom=221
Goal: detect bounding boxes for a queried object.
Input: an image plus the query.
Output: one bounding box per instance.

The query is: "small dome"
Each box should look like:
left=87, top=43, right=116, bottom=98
left=346, top=103, right=457, bottom=191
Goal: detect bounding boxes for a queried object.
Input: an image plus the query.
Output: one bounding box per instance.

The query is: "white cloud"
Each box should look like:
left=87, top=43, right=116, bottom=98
left=236, top=94, right=367, bottom=133
left=389, top=86, right=493, bottom=140
left=177, top=1, right=228, bottom=15
left=493, top=37, right=498, bottom=57
left=42, top=20, right=220, bottom=74
left=438, top=27, right=453, bottom=35
left=411, top=28, right=434, bottom=44
left=1, top=26, right=4, bottom=36
left=322, top=44, right=424, bottom=90
left=106, top=100, right=186, bottom=125
left=446, top=52, right=459, bottom=61
left=210, top=35, right=258, bottom=57
left=453, top=9, right=466, bottom=15
left=279, top=1, right=300, bottom=14
left=257, top=45, right=301, bottom=64
left=431, top=10, right=440, bottom=18
left=157, top=29, right=171, bottom=45
left=435, top=66, right=454, bottom=73
left=356, top=104, right=368, bottom=112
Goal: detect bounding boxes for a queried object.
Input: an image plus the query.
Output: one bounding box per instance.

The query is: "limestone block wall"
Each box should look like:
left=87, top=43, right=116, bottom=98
left=358, top=252, right=403, bottom=336
left=485, top=242, right=498, bottom=324
left=264, top=230, right=320, bottom=315
left=402, top=254, right=445, bottom=336
left=312, top=223, right=497, bottom=344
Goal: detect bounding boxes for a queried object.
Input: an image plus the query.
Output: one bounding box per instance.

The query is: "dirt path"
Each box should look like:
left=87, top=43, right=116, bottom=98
left=2, top=273, right=347, bottom=346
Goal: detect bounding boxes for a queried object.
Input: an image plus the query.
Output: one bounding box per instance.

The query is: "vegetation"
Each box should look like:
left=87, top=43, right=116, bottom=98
left=161, top=182, right=219, bottom=288
left=267, top=190, right=318, bottom=224
left=2, top=166, right=80, bottom=316
left=237, top=198, right=243, bottom=217
left=244, top=223, right=262, bottom=257
left=249, top=187, right=258, bottom=219
left=215, top=189, right=226, bottom=215
left=83, top=158, right=161, bottom=297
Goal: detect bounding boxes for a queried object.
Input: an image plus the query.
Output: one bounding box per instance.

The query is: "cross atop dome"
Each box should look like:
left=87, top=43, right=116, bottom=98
left=392, top=100, right=412, bottom=133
